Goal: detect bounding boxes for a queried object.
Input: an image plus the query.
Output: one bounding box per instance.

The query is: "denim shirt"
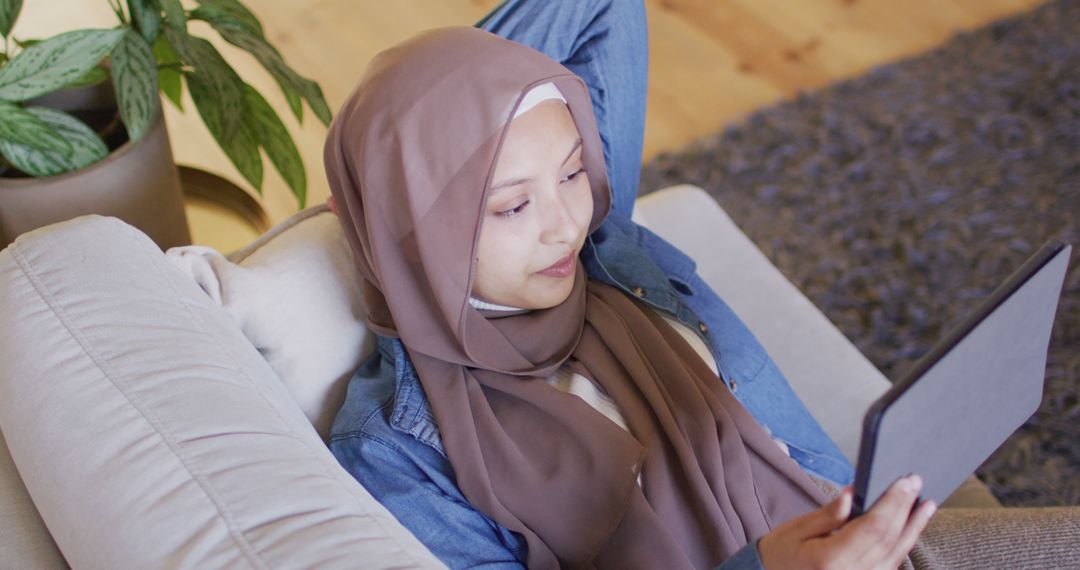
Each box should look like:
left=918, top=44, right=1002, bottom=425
left=329, top=214, right=853, bottom=569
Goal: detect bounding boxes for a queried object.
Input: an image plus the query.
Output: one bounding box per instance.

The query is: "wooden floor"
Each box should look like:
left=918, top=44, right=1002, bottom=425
left=15, top=0, right=1046, bottom=249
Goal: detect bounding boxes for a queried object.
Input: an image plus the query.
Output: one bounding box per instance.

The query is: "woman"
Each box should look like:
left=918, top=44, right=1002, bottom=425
left=323, top=1, right=930, bottom=567
left=323, top=1, right=1071, bottom=568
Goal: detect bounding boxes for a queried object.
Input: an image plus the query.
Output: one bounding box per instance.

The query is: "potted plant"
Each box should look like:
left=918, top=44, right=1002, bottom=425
left=0, top=0, right=331, bottom=250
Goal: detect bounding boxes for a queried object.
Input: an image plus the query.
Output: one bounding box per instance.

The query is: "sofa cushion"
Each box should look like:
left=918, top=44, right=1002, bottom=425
left=164, top=204, right=374, bottom=441
left=0, top=215, right=444, bottom=569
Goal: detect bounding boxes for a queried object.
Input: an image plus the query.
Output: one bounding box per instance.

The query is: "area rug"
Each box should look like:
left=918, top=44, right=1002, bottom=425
left=640, top=0, right=1078, bottom=507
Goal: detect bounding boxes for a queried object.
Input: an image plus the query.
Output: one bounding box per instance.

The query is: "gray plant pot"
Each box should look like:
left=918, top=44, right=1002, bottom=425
left=0, top=83, right=191, bottom=251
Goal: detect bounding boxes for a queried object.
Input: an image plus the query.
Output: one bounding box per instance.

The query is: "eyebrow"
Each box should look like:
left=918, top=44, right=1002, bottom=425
left=490, top=138, right=583, bottom=192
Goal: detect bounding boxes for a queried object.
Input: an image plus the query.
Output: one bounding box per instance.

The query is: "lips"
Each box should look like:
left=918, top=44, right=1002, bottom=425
left=535, top=253, right=576, bottom=278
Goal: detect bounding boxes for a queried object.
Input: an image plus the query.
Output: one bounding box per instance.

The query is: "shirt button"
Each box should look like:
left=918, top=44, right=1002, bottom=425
left=697, top=321, right=709, bottom=334
left=730, top=380, right=738, bottom=393
left=632, top=286, right=646, bottom=298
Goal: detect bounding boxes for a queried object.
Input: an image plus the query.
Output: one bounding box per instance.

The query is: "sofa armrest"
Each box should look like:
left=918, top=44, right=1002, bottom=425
left=0, top=430, right=67, bottom=568
left=0, top=216, right=444, bottom=569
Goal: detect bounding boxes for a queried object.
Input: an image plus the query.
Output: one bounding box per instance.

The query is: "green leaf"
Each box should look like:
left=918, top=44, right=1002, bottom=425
left=64, top=65, right=110, bottom=89
left=229, top=31, right=305, bottom=124
left=223, top=120, right=263, bottom=193
left=0, top=106, right=107, bottom=176
left=128, top=0, right=162, bottom=45
left=0, top=100, right=70, bottom=152
left=111, top=30, right=159, bottom=142
left=158, top=0, right=187, bottom=38
left=187, top=11, right=299, bottom=121
left=0, top=0, right=23, bottom=38
left=281, top=81, right=302, bottom=125
left=0, top=29, right=126, bottom=102
left=168, top=31, right=244, bottom=140
left=296, top=76, right=331, bottom=126
left=12, top=37, right=39, bottom=49
left=161, top=24, right=190, bottom=61
left=183, top=39, right=259, bottom=187
left=151, top=34, right=183, bottom=110
left=243, top=84, right=305, bottom=207
left=191, top=0, right=264, bottom=39
left=203, top=18, right=330, bottom=126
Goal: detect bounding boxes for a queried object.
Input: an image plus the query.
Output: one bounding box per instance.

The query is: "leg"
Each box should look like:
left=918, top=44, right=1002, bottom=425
left=475, top=0, right=649, bottom=221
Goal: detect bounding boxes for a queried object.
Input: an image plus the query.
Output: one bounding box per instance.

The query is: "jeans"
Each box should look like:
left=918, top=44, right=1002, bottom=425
left=476, top=0, right=649, bottom=221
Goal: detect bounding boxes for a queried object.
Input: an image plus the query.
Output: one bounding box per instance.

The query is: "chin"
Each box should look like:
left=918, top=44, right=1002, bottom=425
left=529, top=284, right=575, bottom=310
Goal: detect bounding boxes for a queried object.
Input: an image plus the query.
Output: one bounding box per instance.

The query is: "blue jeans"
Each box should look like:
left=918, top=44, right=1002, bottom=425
left=476, top=0, right=649, bottom=221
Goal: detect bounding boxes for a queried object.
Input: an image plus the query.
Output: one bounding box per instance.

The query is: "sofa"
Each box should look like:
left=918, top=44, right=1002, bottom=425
left=0, top=184, right=1000, bottom=568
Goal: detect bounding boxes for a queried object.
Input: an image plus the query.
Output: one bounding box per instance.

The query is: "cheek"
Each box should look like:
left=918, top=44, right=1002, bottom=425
left=475, top=223, right=534, bottom=291
left=572, top=176, right=595, bottom=231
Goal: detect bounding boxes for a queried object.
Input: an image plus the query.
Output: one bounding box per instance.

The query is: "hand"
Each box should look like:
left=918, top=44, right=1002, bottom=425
left=758, top=474, right=937, bottom=570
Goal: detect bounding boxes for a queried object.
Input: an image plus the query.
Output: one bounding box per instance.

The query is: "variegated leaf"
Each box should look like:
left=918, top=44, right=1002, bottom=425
left=64, top=65, right=110, bottom=89
left=0, top=29, right=125, bottom=102
left=128, top=0, right=162, bottom=45
left=0, top=100, right=70, bottom=152
left=243, top=84, right=305, bottom=207
left=0, top=106, right=107, bottom=176
left=111, top=30, right=160, bottom=142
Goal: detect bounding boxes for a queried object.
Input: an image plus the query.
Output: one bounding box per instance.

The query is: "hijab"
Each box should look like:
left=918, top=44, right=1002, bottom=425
left=324, top=26, right=826, bottom=569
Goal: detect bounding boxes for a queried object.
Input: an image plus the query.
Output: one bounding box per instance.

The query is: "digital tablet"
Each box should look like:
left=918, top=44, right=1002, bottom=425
left=851, top=240, right=1072, bottom=517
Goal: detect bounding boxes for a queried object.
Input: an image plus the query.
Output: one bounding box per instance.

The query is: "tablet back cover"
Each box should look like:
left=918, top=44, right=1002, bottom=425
left=854, top=244, right=1071, bottom=512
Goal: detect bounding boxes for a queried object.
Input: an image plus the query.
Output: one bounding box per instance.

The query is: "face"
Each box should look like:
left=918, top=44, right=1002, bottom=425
left=472, top=100, right=594, bottom=310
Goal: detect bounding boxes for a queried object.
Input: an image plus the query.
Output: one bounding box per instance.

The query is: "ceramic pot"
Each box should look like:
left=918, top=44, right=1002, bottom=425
left=0, top=83, right=191, bottom=251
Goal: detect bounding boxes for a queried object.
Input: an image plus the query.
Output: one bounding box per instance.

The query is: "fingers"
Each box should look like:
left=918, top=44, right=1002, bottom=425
left=758, top=487, right=853, bottom=568
left=759, top=480, right=934, bottom=570
left=834, top=474, right=923, bottom=560
left=791, top=486, right=854, bottom=540
left=758, top=489, right=854, bottom=570
left=883, top=498, right=937, bottom=565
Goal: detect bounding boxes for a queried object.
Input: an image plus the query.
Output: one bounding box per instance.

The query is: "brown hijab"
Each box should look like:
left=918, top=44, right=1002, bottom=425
left=324, top=26, right=826, bottom=569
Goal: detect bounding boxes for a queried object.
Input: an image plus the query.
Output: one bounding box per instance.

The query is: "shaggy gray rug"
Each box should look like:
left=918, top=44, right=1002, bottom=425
left=640, top=0, right=1078, bottom=507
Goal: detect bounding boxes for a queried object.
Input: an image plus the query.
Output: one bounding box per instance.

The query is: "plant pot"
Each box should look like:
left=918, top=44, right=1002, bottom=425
left=0, top=83, right=191, bottom=251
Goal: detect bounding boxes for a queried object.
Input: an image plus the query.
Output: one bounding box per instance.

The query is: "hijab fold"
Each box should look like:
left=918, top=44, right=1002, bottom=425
left=325, top=26, right=826, bottom=569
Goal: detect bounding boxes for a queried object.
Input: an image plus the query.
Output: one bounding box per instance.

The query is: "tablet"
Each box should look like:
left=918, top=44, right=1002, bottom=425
left=851, top=240, right=1072, bottom=517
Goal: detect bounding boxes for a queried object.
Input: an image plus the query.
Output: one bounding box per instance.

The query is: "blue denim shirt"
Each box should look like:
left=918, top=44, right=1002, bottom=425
left=329, top=214, right=853, bottom=569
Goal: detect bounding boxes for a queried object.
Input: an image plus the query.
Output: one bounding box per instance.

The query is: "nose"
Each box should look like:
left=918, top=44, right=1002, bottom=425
left=538, top=188, right=580, bottom=245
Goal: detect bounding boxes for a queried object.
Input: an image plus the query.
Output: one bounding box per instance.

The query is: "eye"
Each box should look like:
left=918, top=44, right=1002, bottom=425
left=496, top=200, right=530, bottom=218
left=561, top=167, right=586, bottom=184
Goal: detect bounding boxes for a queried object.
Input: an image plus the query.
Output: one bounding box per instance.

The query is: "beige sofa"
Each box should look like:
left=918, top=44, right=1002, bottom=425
left=0, top=185, right=998, bottom=568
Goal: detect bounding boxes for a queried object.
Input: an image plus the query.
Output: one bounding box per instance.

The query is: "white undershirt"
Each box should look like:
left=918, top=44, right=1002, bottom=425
left=546, top=313, right=791, bottom=460
left=546, top=313, right=717, bottom=429
left=468, top=296, right=792, bottom=462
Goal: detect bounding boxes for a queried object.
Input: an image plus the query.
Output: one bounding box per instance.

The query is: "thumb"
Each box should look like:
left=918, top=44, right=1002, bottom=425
left=791, top=487, right=852, bottom=540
